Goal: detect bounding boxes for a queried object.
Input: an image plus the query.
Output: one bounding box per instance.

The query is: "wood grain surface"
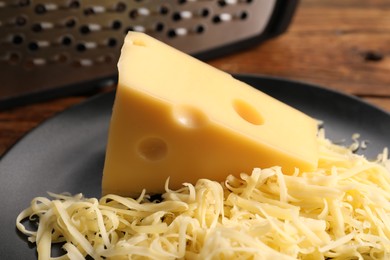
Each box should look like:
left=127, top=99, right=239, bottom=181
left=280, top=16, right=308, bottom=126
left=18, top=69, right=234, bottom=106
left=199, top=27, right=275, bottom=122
left=1, top=0, right=389, bottom=157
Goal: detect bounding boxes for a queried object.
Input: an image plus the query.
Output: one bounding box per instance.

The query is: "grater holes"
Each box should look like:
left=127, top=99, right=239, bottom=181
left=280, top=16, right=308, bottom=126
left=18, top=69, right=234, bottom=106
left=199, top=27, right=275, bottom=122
left=73, top=59, right=94, bottom=67
left=218, top=0, right=227, bottom=7
left=18, top=0, right=30, bottom=7
left=76, top=41, right=97, bottom=52
left=15, top=16, right=27, bottom=26
left=239, top=11, right=248, bottom=20
left=159, top=5, right=169, bottom=15
left=218, top=0, right=253, bottom=6
left=133, top=25, right=145, bottom=32
left=84, top=6, right=105, bottom=16
left=79, top=23, right=101, bottom=34
left=84, top=7, right=94, bottom=16
left=195, top=24, right=205, bottom=34
left=212, top=15, right=222, bottom=23
left=76, top=43, right=86, bottom=52
left=28, top=42, right=39, bottom=51
left=68, top=0, right=80, bottom=9
left=80, top=25, right=90, bottom=34
left=53, top=53, right=69, bottom=63
left=111, top=20, right=122, bottom=30
left=115, top=2, right=127, bottom=13
left=107, top=38, right=117, bottom=47
left=138, top=7, right=150, bottom=16
left=218, top=0, right=243, bottom=6
left=7, top=52, right=21, bottom=65
left=115, top=2, right=126, bottom=12
left=155, top=22, right=164, bottom=32
left=124, top=26, right=134, bottom=33
left=27, top=40, right=49, bottom=51
left=34, top=4, right=46, bottom=14
left=167, top=23, right=206, bottom=38
left=96, top=54, right=114, bottom=64
left=124, top=25, right=145, bottom=33
left=34, top=3, right=58, bottom=14
left=200, top=8, right=209, bottom=17
left=31, top=22, right=54, bottom=32
left=25, top=58, right=46, bottom=69
left=129, top=8, right=145, bottom=19
left=173, top=10, right=209, bottom=21
left=130, top=7, right=159, bottom=19
left=60, top=35, right=73, bottom=46
left=213, top=11, right=248, bottom=24
left=32, top=23, right=43, bottom=32
left=167, top=29, right=177, bottom=38
left=129, top=9, right=138, bottom=19
left=12, top=34, right=24, bottom=45
left=172, top=12, right=181, bottom=21
left=125, top=23, right=164, bottom=34
left=65, top=18, right=77, bottom=28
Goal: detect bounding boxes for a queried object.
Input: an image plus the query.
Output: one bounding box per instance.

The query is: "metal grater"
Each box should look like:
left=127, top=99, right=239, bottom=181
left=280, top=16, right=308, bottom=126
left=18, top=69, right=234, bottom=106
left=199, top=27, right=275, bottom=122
left=0, top=0, right=299, bottom=109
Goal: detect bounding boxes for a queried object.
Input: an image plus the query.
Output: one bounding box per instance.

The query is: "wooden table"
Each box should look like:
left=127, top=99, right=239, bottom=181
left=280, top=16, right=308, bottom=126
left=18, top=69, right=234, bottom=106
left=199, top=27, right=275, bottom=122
left=1, top=0, right=389, bottom=157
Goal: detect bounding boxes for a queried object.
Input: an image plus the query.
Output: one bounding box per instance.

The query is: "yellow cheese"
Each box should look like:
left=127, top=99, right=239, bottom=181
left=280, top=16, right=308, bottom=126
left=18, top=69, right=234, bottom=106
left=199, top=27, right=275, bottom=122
left=102, top=32, right=318, bottom=196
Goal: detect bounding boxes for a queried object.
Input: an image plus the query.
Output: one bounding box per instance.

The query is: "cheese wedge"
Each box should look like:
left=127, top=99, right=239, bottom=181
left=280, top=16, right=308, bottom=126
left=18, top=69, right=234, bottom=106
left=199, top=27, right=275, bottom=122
left=102, top=32, right=318, bottom=196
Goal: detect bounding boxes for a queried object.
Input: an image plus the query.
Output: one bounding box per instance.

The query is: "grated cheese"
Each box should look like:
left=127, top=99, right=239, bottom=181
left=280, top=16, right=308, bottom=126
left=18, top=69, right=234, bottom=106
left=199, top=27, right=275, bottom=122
left=16, top=131, right=390, bottom=259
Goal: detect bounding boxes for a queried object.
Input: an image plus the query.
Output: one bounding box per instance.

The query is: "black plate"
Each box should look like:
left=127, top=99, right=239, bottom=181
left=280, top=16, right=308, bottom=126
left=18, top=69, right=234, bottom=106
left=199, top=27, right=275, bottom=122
left=1, top=75, right=389, bottom=259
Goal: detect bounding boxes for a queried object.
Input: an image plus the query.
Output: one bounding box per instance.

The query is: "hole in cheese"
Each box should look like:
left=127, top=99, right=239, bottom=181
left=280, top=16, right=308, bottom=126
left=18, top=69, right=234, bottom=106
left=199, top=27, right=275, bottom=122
left=172, top=105, right=208, bottom=128
left=132, top=39, right=146, bottom=47
left=232, top=99, right=264, bottom=125
left=137, top=137, right=168, bottom=161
